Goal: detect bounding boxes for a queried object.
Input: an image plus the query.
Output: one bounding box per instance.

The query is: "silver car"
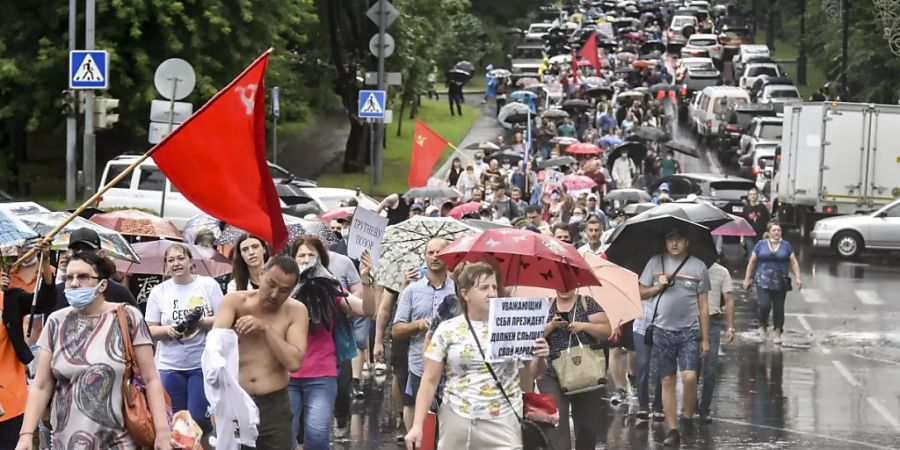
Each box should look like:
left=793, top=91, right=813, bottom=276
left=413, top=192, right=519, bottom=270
left=811, top=199, right=900, bottom=258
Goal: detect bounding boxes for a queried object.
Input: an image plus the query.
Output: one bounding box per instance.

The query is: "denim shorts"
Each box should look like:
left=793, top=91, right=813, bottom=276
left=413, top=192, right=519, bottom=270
left=650, top=326, right=701, bottom=377
left=351, top=316, right=370, bottom=350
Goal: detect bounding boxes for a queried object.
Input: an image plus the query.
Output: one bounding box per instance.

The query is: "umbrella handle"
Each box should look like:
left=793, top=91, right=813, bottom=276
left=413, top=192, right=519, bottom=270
left=25, top=252, right=44, bottom=339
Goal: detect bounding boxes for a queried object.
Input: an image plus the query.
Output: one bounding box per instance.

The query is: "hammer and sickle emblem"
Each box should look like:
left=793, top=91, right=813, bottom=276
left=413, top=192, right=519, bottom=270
left=235, top=84, right=258, bottom=115
left=416, top=135, right=426, bottom=147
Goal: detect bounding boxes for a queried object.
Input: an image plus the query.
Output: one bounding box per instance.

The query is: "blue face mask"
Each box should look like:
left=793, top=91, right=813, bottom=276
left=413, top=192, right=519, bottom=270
left=65, top=282, right=104, bottom=310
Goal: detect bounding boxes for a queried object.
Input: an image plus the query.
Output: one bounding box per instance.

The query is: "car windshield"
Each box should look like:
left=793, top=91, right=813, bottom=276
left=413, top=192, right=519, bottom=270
left=672, top=17, right=696, bottom=27
left=748, top=66, right=778, bottom=77
left=690, top=38, right=717, bottom=46
left=687, top=61, right=716, bottom=71
left=768, top=88, right=800, bottom=98
left=269, top=164, right=292, bottom=180
left=316, top=194, right=380, bottom=211
left=513, top=48, right=544, bottom=59
left=724, top=29, right=750, bottom=37
left=758, top=156, right=774, bottom=168
left=759, top=123, right=782, bottom=139
left=709, top=181, right=756, bottom=198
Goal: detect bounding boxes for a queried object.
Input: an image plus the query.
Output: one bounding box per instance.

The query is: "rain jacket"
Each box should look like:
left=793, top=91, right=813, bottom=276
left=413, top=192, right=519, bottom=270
left=202, top=329, right=259, bottom=449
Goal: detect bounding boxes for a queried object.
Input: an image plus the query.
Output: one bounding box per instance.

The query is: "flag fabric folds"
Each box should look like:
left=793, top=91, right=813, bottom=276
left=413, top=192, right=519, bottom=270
left=579, top=32, right=600, bottom=72
left=408, top=120, right=449, bottom=188
left=151, top=50, right=289, bottom=250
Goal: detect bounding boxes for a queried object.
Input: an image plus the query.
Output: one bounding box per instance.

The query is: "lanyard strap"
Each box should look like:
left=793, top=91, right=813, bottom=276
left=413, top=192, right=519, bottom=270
left=463, top=314, right=523, bottom=424
left=648, top=255, right=690, bottom=326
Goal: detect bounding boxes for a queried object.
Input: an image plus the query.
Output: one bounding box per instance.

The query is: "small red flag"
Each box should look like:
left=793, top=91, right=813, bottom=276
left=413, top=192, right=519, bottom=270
left=151, top=50, right=289, bottom=250
left=579, top=32, right=600, bottom=72
left=408, top=120, right=449, bottom=188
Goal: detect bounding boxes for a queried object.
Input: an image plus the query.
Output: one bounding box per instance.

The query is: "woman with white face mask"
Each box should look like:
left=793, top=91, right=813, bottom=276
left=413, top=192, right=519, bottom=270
left=15, top=251, right=171, bottom=450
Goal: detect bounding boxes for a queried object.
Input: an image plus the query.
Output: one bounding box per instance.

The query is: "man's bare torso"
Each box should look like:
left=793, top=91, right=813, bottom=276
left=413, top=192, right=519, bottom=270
left=231, top=291, right=299, bottom=395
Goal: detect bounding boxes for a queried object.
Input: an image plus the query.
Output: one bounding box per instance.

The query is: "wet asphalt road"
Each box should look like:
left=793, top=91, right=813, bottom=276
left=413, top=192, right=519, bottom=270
left=330, top=75, right=900, bottom=449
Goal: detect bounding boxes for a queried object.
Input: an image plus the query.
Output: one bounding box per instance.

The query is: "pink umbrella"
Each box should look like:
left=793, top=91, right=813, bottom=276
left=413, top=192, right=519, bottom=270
left=577, top=59, right=593, bottom=67
left=566, top=143, right=603, bottom=155
left=563, top=175, right=597, bottom=191
left=712, top=214, right=757, bottom=237
left=318, top=207, right=356, bottom=223
left=115, top=240, right=232, bottom=277
left=448, top=201, right=484, bottom=219
left=508, top=253, right=642, bottom=329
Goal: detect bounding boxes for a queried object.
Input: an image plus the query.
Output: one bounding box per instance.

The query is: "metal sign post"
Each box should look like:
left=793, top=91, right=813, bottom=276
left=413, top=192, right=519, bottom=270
left=272, top=86, right=280, bottom=165
left=151, top=58, right=196, bottom=218
left=367, top=0, right=398, bottom=186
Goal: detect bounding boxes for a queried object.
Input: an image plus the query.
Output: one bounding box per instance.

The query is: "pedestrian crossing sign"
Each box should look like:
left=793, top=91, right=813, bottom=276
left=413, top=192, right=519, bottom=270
left=69, top=50, right=108, bottom=89
left=358, top=90, right=386, bottom=119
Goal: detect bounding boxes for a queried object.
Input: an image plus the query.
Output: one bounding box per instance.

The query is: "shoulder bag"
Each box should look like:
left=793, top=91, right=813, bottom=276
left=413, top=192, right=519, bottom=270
left=550, top=297, right=607, bottom=394
left=463, top=315, right=554, bottom=450
left=116, top=304, right=172, bottom=448
left=644, top=255, right=689, bottom=347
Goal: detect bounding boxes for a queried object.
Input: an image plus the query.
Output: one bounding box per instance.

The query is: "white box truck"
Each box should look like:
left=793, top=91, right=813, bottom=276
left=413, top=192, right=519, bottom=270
left=774, top=102, right=900, bottom=237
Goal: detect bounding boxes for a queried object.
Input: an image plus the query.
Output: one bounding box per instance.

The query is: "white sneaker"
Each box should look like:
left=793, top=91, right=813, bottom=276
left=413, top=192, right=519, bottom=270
left=374, top=362, right=387, bottom=374
left=758, top=327, right=768, bottom=340
left=773, top=331, right=783, bottom=344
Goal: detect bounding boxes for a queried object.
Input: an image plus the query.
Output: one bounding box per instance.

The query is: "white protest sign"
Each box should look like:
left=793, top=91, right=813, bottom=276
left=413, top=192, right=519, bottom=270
left=347, top=208, right=388, bottom=261
left=545, top=169, right=564, bottom=185
left=488, top=297, right=549, bottom=361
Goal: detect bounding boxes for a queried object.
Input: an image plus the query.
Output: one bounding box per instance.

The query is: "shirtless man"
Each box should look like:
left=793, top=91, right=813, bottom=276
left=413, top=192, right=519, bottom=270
left=213, top=255, right=309, bottom=450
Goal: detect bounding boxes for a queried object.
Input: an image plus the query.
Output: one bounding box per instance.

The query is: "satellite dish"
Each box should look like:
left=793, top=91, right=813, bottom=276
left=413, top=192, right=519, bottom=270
left=154, top=58, right=196, bottom=101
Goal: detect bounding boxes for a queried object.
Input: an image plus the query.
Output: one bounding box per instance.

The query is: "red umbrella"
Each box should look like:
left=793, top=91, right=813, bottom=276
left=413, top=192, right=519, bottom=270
left=712, top=214, right=756, bottom=237
left=565, top=143, right=602, bottom=155
left=563, top=175, right=597, bottom=191
left=90, top=209, right=182, bottom=240
left=437, top=228, right=600, bottom=292
left=317, top=207, right=356, bottom=223
left=115, top=240, right=231, bottom=277
left=448, top=201, right=484, bottom=219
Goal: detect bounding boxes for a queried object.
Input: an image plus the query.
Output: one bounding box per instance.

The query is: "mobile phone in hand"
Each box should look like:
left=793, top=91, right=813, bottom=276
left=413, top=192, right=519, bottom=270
left=557, top=311, right=570, bottom=322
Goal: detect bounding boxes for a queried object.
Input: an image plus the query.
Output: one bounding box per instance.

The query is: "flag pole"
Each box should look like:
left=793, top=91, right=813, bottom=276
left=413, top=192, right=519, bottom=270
left=13, top=48, right=276, bottom=267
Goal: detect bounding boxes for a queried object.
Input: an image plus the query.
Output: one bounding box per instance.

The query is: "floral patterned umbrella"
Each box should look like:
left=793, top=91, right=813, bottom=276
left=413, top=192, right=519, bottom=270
left=90, top=209, right=182, bottom=240
left=374, top=217, right=477, bottom=292
left=0, top=209, right=39, bottom=255
left=214, top=214, right=338, bottom=247
left=18, top=212, right=140, bottom=262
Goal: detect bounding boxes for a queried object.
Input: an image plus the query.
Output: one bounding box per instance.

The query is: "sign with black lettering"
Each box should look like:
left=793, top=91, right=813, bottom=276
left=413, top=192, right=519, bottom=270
left=347, top=207, right=388, bottom=262
left=487, top=297, right=549, bottom=361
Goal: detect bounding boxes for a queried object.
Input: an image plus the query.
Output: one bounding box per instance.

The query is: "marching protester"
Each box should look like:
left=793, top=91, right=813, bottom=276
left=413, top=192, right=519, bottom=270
left=404, top=262, right=549, bottom=450
left=16, top=252, right=171, bottom=450
left=743, top=221, right=802, bottom=344
left=145, top=243, right=223, bottom=436
left=638, top=227, right=710, bottom=446
left=227, top=234, right=271, bottom=293
left=391, top=239, right=454, bottom=433
left=742, top=188, right=770, bottom=257
left=288, top=236, right=376, bottom=450
left=540, top=290, right=610, bottom=450
left=700, top=257, right=736, bottom=422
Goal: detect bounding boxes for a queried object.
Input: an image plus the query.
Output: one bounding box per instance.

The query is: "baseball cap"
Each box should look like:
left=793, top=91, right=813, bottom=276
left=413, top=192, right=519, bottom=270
left=587, top=193, right=598, bottom=201
left=410, top=203, right=425, bottom=211
left=68, top=228, right=101, bottom=249
left=610, top=208, right=626, bottom=218
left=425, top=205, right=440, bottom=216
left=659, top=182, right=670, bottom=192
left=665, top=227, right=687, bottom=239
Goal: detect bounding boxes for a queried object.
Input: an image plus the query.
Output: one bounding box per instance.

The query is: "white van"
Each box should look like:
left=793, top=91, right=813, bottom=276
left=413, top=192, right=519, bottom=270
left=690, top=86, right=751, bottom=140
left=97, top=155, right=298, bottom=229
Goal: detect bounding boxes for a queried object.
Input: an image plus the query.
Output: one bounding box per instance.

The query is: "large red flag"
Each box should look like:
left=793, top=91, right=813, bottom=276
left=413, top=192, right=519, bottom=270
left=408, top=120, right=449, bottom=188
left=151, top=50, right=289, bottom=250
left=579, top=32, right=600, bottom=72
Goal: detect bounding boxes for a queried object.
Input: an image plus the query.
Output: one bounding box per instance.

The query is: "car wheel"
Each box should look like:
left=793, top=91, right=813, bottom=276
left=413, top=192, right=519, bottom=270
left=798, top=209, right=813, bottom=240
left=832, top=231, right=864, bottom=259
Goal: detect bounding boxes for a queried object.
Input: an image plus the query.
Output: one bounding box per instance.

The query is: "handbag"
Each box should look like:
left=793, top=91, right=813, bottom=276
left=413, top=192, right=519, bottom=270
left=644, top=255, right=689, bottom=347
left=463, top=315, right=554, bottom=450
left=115, top=304, right=172, bottom=448
left=782, top=275, right=793, bottom=291
left=550, top=298, right=607, bottom=394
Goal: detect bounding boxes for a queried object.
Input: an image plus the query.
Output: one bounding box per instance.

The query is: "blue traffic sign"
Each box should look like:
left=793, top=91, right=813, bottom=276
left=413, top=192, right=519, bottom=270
left=358, top=90, right=386, bottom=119
left=69, top=50, right=108, bottom=89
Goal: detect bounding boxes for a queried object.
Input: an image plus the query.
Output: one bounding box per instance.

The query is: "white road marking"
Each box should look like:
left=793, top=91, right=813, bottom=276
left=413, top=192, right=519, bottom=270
left=851, top=352, right=900, bottom=366
left=855, top=289, right=885, bottom=306
left=711, top=417, right=898, bottom=450
left=867, top=397, right=900, bottom=433
left=831, top=360, right=860, bottom=387
left=801, top=288, right=828, bottom=304
left=796, top=315, right=813, bottom=332
left=795, top=315, right=831, bottom=354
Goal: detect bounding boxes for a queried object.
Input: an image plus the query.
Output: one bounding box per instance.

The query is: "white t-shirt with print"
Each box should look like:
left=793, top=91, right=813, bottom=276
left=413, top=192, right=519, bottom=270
left=145, top=276, right=224, bottom=370
left=425, top=315, right=522, bottom=420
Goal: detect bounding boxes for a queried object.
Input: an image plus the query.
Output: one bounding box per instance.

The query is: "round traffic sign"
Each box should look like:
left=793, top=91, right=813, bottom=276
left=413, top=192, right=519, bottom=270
left=154, top=58, right=196, bottom=101
left=369, top=33, right=395, bottom=58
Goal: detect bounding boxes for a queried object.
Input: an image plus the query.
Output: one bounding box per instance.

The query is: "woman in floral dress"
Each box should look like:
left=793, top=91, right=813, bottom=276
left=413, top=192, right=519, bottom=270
left=15, top=251, right=171, bottom=450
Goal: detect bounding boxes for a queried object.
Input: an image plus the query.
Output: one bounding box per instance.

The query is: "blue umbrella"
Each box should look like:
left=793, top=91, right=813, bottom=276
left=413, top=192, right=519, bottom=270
left=510, top=90, right=538, bottom=102
left=0, top=209, right=39, bottom=254
left=600, top=135, right=625, bottom=148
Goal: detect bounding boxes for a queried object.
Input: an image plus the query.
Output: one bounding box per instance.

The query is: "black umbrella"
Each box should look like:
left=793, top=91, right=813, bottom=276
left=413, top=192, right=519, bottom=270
left=623, top=202, right=657, bottom=216
left=446, top=69, right=472, bottom=83
left=630, top=126, right=669, bottom=142
left=605, top=214, right=718, bottom=273
left=630, top=202, right=733, bottom=230
left=464, top=141, right=501, bottom=152
left=606, top=188, right=652, bottom=204
left=541, top=108, right=570, bottom=120
left=583, top=86, right=615, bottom=99
left=404, top=186, right=463, bottom=200
left=538, top=156, right=577, bottom=169
left=561, top=99, right=591, bottom=111
left=662, top=140, right=699, bottom=158
left=454, top=60, right=475, bottom=74
left=505, top=112, right=531, bottom=124
left=649, top=83, right=674, bottom=95
left=490, top=150, right=525, bottom=166
left=606, top=142, right=647, bottom=168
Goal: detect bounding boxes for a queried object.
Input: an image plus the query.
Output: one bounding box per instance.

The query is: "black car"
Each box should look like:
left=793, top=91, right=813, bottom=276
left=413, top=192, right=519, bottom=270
left=646, top=173, right=756, bottom=216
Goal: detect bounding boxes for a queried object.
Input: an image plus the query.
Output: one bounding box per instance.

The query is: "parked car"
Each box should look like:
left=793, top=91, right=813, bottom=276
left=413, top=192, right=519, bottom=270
left=731, top=45, right=771, bottom=80
left=666, top=15, right=699, bottom=49
left=646, top=173, right=757, bottom=215
left=811, top=199, right=900, bottom=258
left=683, top=33, right=723, bottom=62
left=287, top=187, right=380, bottom=216
left=739, top=116, right=782, bottom=155
left=739, top=61, right=781, bottom=90
left=525, top=22, right=554, bottom=40
left=510, top=44, right=545, bottom=80
left=689, top=85, right=751, bottom=141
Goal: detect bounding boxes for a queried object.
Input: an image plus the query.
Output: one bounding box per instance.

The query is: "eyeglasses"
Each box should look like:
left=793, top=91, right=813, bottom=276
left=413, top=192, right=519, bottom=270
left=64, top=274, right=100, bottom=284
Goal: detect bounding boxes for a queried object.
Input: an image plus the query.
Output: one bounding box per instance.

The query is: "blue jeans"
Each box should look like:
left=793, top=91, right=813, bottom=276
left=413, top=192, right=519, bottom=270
left=288, top=376, right=338, bottom=450
left=159, top=368, right=211, bottom=433
left=633, top=332, right=661, bottom=412
left=757, top=288, right=787, bottom=331
left=700, top=320, right=723, bottom=416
